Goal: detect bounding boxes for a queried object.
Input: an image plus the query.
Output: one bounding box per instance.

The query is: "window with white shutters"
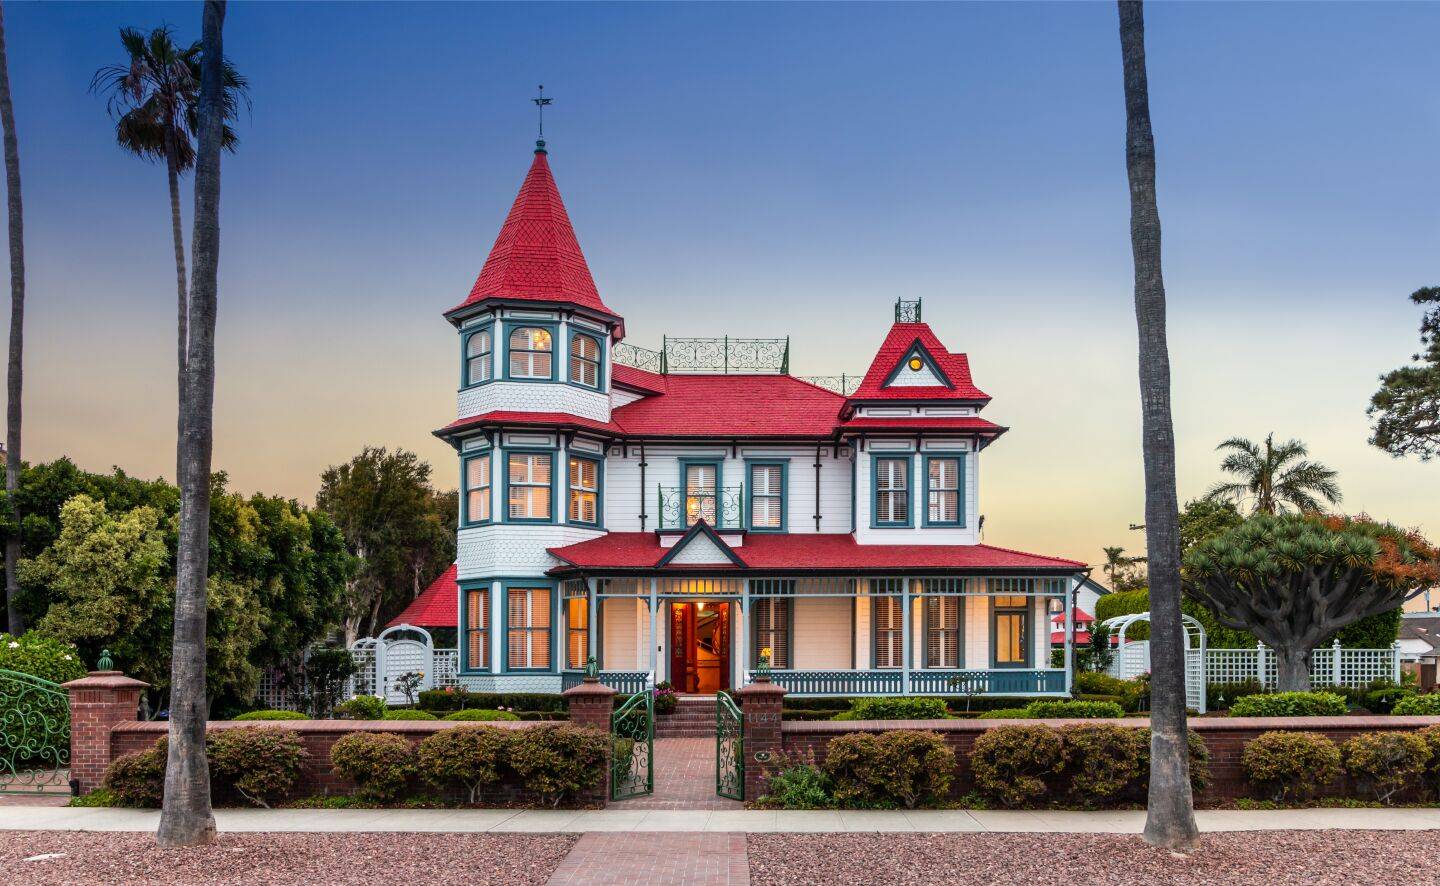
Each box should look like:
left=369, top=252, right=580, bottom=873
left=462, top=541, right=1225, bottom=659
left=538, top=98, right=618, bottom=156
left=568, top=456, right=599, bottom=525
left=873, top=457, right=910, bottom=526
left=748, top=463, right=784, bottom=530
left=684, top=462, right=718, bottom=525
left=508, top=326, right=553, bottom=379
left=873, top=594, right=904, bottom=668
left=569, top=333, right=601, bottom=388
left=753, top=596, right=791, bottom=669
left=507, top=586, right=552, bottom=670
left=924, top=595, right=962, bottom=668
left=508, top=453, right=553, bottom=520
left=926, top=456, right=962, bottom=526
left=466, top=328, right=492, bottom=385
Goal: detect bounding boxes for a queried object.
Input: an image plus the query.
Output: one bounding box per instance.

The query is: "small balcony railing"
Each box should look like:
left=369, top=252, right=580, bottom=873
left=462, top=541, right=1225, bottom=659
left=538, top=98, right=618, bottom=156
left=657, top=486, right=745, bottom=531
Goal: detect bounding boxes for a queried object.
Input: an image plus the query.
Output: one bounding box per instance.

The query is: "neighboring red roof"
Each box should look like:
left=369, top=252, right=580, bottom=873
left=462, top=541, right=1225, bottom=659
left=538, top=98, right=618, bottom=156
left=447, top=148, right=621, bottom=328
left=611, top=374, right=846, bottom=437
left=438, top=410, right=624, bottom=438
left=848, top=323, right=990, bottom=404
left=547, top=532, right=1083, bottom=572
left=387, top=564, right=458, bottom=628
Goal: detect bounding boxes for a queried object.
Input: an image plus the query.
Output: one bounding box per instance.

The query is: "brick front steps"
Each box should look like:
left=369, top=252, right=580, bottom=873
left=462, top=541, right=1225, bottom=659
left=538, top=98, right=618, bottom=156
left=656, top=696, right=718, bottom=738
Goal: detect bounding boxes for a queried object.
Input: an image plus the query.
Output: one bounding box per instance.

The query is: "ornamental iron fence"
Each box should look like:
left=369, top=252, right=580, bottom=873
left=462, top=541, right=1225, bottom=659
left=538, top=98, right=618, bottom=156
left=612, top=336, right=789, bottom=375
left=0, top=669, right=70, bottom=795
left=657, top=485, right=745, bottom=531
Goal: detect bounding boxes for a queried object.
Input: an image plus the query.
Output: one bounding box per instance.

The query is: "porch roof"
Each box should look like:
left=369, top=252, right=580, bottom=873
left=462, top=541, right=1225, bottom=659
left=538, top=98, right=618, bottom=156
left=546, top=531, right=1084, bottom=574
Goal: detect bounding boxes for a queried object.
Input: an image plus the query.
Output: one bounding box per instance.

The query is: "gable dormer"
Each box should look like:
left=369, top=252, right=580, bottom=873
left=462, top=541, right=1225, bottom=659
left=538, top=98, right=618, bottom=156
left=841, top=301, right=990, bottom=420
left=882, top=341, right=953, bottom=389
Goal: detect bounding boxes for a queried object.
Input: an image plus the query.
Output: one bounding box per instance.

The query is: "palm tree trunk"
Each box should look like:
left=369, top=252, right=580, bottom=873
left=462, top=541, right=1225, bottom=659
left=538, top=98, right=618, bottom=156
left=165, top=127, right=188, bottom=484
left=1118, top=0, right=1198, bottom=850
left=157, top=0, right=225, bottom=849
left=0, top=0, right=24, bottom=637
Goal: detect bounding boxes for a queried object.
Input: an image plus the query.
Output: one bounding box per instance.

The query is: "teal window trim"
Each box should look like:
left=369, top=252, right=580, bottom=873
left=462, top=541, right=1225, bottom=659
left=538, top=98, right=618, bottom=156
left=566, top=326, right=608, bottom=393
left=458, top=580, right=492, bottom=673
left=503, top=321, right=561, bottom=382
left=678, top=457, right=724, bottom=527
left=461, top=451, right=493, bottom=527
left=881, top=341, right=954, bottom=389
left=744, top=458, right=788, bottom=533
left=565, top=453, right=604, bottom=528
left=502, top=447, right=560, bottom=524
left=870, top=453, right=914, bottom=528
left=460, top=322, right=495, bottom=390
left=500, top=579, right=557, bottom=673
left=922, top=452, right=966, bottom=528
left=990, top=596, right=1032, bottom=669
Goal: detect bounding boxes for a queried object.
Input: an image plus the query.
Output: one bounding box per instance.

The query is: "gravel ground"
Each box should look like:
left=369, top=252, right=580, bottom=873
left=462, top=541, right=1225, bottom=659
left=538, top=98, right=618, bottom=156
left=0, top=832, right=578, bottom=885
left=747, top=832, right=1430, bottom=885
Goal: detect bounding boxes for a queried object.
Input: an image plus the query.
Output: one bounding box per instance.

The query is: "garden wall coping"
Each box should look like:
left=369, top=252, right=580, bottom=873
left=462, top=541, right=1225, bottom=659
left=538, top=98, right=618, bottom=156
left=781, top=715, right=1440, bottom=733
left=112, top=718, right=546, bottom=735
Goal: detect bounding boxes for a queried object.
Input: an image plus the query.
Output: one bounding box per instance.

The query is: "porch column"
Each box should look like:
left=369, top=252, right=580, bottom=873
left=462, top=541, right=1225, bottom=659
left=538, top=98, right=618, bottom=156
left=1064, top=573, right=1077, bottom=694
left=735, top=590, right=749, bottom=688
left=648, top=578, right=659, bottom=684
left=901, top=578, right=912, bottom=696
left=587, top=578, right=599, bottom=670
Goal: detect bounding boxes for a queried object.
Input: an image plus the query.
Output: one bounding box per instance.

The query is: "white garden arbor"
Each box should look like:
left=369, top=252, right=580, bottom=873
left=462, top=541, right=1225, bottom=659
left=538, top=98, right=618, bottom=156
left=1100, top=611, right=1207, bottom=714
left=348, top=624, right=460, bottom=705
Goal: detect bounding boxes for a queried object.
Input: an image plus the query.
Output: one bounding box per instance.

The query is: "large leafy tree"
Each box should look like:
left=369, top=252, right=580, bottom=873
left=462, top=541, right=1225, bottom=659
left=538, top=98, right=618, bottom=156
left=1204, top=433, right=1341, bottom=515
left=317, top=447, right=456, bottom=642
left=1185, top=513, right=1440, bottom=691
left=0, top=1, right=25, bottom=636
left=1117, top=0, right=1197, bottom=849
left=90, top=24, right=246, bottom=481
left=1370, top=286, right=1440, bottom=459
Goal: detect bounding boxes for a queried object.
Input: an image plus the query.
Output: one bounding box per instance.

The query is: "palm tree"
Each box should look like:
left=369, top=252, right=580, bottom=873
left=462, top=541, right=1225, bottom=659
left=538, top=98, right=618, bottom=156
left=0, top=1, right=24, bottom=636
left=90, top=26, right=245, bottom=479
left=1100, top=545, right=1146, bottom=591
left=1117, top=0, right=1198, bottom=850
left=157, top=0, right=226, bottom=849
left=1204, top=433, right=1341, bottom=514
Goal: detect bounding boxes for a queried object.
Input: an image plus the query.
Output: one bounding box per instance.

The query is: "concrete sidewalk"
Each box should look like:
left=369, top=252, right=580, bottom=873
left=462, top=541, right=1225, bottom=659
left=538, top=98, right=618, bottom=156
left=2, top=806, right=1439, bottom=834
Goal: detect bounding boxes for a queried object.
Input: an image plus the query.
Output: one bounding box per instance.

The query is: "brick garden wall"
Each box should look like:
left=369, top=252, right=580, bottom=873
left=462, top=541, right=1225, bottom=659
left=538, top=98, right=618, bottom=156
left=776, top=715, right=1440, bottom=803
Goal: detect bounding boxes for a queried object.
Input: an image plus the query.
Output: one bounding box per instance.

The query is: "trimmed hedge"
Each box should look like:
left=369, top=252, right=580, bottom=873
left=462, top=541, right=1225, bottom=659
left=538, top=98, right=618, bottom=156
left=1022, top=700, right=1125, bottom=720
left=233, top=709, right=307, bottom=721
left=443, top=709, right=522, bottom=722
left=1229, top=692, right=1347, bottom=718
left=834, top=697, right=948, bottom=721
left=1241, top=731, right=1341, bottom=801
left=418, top=689, right=566, bottom=714
left=336, top=696, right=387, bottom=720
left=969, top=725, right=1065, bottom=807
left=207, top=727, right=308, bottom=808
left=415, top=726, right=509, bottom=803
left=823, top=730, right=955, bottom=809
left=1342, top=732, right=1432, bottom=804
left=330, top=732, right=415, bottom=803
left=382, top=709, right=438, bottom=721
left=102, top=738, right=167, bottom=807
left=507, top=724, right=609, bottom=808
left=1392, top=694, right=1440, bottom=716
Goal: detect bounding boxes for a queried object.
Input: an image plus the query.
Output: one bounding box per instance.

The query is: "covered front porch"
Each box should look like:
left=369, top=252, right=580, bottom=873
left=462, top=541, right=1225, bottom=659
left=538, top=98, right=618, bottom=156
left=558, top=574, right=1078, bottom=697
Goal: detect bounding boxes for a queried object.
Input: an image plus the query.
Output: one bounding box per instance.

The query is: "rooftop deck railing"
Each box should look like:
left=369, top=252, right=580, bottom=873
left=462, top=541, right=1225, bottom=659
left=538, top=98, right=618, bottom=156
left=612, top=336, right=789, bottom=375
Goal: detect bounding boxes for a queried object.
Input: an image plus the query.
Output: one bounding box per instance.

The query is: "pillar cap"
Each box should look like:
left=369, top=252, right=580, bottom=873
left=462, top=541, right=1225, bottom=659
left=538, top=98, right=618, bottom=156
left=562, top=681, right=617, bottom=700
left=736, top=681, right=787, bottom=699
left=62, top=671, right=150, bottom=691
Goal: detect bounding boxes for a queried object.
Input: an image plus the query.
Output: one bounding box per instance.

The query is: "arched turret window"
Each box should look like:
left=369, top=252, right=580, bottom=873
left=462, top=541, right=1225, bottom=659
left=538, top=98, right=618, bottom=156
left=509, top=327, right=553, bottom=379
left=466, top=328, right=492, bottom=385
left=569, top=333, right=601, bottom=388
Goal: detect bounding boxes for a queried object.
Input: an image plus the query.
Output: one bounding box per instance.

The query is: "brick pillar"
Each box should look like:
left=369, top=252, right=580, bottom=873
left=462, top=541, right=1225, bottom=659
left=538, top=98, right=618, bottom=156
left=563, top=677, right=618, bottom=805
left=737, top=677, right=787, bottom=802
left=63, top=670, right=149, bottom=794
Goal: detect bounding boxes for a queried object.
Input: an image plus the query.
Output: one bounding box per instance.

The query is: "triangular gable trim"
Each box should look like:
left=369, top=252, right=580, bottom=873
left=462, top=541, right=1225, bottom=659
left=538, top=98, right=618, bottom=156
left=656, top=521, right=748, bottom=568
left=881, top=339, right=954, bottom=389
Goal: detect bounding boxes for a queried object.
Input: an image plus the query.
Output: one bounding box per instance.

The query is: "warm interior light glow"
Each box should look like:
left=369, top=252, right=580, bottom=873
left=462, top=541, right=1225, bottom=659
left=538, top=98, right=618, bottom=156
left=908, top=357, right=923, bottom=371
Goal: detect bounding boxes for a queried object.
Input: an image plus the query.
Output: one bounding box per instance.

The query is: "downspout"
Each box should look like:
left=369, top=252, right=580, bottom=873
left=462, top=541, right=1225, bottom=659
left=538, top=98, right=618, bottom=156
left=638, top=442, right=648, bottom=531
left=1067, top=567, right=1093, bottom=695
left=813, top=443, right=823, bottom=531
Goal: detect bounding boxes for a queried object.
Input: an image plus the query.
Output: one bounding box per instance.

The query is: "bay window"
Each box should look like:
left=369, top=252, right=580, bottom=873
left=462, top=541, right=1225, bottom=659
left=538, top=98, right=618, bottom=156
left=565, top=593, right=589, bottom=670
left=465, top=586, right=489, bottom=671
left=508, top=326, right=553, bottom=379
left=508, top=452, right=553, bottom=521
left=465, top=327, right=492, bottom=385
left=507, top=586, right=552, bottom=670
left=568, top=456, right=600, bottom=525
left=569, top=333, right=601, bottom=388
left=464, top=453, right=491, bottom=524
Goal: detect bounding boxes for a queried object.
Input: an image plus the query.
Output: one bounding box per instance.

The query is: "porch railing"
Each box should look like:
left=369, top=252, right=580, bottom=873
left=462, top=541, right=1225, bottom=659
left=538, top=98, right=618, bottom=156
left=757, top=669, right=1067, bottom=697
left=657, top=486, right=745, bottom=531
left=561, top=670, right=651, bottom=695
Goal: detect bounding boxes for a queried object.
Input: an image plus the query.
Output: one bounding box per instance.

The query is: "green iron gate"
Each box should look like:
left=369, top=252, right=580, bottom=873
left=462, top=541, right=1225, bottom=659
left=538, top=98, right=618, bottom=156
left=610, top=689, right=653, bottom=800
left=716, top=692, right=743, bottom=800
left=0, top=669, right=70, bottom=794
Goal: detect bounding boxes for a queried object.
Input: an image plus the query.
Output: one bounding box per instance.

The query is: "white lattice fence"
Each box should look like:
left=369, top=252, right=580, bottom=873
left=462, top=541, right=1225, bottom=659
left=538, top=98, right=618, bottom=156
left=1116, top=640, right=1401, bottom=691
left=433, top=650, right=460, bottom=690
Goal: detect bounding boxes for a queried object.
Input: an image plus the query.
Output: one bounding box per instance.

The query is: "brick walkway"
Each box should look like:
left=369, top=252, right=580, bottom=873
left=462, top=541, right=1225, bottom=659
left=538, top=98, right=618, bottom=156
left=547, top=832, right=748, bottom=885
left=612, top=737, right=742, bottom=811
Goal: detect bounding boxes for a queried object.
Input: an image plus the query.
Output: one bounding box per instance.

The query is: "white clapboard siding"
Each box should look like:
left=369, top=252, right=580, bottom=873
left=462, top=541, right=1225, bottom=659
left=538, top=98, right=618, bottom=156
left=854, top=441, right=981, bottom=546
left=600, top=597, right=647, bottom=671
left=965, top=595, right=989, bottom=669
left=793, top=597, right=853, bottom=669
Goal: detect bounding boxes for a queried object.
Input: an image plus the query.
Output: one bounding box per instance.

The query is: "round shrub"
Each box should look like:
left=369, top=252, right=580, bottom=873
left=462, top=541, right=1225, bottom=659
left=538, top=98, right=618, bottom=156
left=1391, top=694, right=1440, bottom=716
left=443, top=709, right=521, bottom=722
left=975, top=708, right=1031, bottom=720
left=206, top=726, right=308, bottom=808
left=1241, top=731, right=1341, bottom=801
left=416, top=725, right=509, bottom=803
left=507, top=724, right=610, bottom=808
left=101, top=737, right=167, bottom=808
left=0, top=632, right=87, bottom=683
left=1132, top=728, right=1212, bottom=796
left=383, top=709, right=438, bottom=721
left=330, top=732, right=415, bottom=803
left=1023, top=699, right=1125, bottom=720
left=336, top=696, right=387, bottom=720
left=968, top=724, right=1065, bottom=808
left=1229, top=692, right=1347, bottom=718
left=1342, top=731, right=1433, bottom=804
left=1059, top=724, right=1142, bottom=805
left=822, top=730, right=954, bottom=809
left=234, top=709, right=306, bottom=721
left=841, top=697, right=949, bottom=721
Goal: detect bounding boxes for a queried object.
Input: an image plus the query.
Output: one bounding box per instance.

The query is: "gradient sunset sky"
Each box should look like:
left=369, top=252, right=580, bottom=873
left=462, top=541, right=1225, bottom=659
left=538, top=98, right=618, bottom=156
left=6, top=1, right=1438, bottom=567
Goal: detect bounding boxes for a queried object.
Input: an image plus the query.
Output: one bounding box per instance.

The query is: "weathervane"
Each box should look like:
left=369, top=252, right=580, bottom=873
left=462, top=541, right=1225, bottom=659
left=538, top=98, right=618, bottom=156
left=533, top=85, right=552, bottom=144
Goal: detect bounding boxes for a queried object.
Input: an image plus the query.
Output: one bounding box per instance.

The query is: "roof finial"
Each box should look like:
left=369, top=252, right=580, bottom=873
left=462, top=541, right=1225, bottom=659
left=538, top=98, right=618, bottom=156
left=533, top=85, right=552, bottom=154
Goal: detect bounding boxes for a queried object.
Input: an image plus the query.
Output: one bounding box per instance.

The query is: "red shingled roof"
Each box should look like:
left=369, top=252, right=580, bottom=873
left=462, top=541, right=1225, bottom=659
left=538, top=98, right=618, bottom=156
left=447, top=148, right=621, bottom=329
left=611, top=364, right=666, bottom=395
left=547, top=532, right=1083, bottom=572
left=611, top=374, right=845, bottom=437
left=848, top=323, right=990, bottom=404
left=387, top=564, right=458, bottom=628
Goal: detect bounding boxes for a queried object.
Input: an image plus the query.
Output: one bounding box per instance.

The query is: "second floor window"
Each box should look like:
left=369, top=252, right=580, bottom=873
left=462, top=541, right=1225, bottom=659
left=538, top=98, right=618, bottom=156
left=685, top=462, right=718, bottom=525
left=508, top=452, right=552, bottom=520
left=465, top=454, right=491, bottom=523
left=926, top=456, right=962, bottom=525
left=568, top=456, right=599, bottom=524
left=466, top=328, right=492, bottom=385
left=874, top=457, right=910, bottom=526
left=748, top=463, right=783, bottom=530
left=509, top=326, right=553, bottom=379
left=569, top=333, right=601, bottom=388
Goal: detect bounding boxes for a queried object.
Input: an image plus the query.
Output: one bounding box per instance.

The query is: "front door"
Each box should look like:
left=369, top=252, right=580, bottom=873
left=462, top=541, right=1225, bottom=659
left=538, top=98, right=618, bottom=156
left=668, top=601, right=731, bottom=693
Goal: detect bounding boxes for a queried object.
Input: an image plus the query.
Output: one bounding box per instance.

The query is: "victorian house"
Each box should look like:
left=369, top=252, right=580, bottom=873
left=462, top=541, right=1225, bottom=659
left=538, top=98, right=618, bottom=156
left=411, top=139, right=1085, bottom=698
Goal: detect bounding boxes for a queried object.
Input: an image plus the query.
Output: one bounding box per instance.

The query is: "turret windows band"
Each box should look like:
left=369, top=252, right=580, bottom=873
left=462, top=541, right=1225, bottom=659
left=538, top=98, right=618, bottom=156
left=466, top=328, right=492, bottom=385
left=509, top=326, right=553, bottom=378
left=569, top=333, right=601, bottom=388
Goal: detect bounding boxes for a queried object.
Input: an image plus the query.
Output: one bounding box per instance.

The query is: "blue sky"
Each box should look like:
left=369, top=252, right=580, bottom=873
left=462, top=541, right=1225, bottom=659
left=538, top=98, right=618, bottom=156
left=6, top=1, right=1438, bottom=562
